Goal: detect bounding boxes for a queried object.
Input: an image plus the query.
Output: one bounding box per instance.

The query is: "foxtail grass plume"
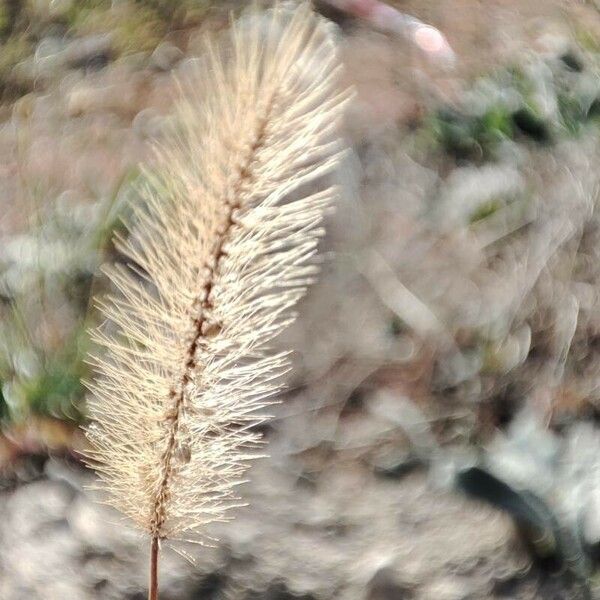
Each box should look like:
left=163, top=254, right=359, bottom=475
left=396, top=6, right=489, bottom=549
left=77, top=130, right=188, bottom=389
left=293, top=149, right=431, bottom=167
left=84, top=2, right=349, bottom=596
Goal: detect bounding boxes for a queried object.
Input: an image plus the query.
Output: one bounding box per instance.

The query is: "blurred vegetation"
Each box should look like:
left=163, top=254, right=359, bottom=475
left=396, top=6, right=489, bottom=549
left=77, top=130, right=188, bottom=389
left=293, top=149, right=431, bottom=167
left=0, top=170, right=133, bottom=427
left=424, top=49, right=600, bottom=163
left=0, top=0, right=213, bottom=99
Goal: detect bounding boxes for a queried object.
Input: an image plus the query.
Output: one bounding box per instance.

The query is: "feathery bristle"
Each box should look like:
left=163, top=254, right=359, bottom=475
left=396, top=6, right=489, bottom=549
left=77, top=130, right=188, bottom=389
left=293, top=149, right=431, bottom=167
left=85, top=2, right=348, bottom=547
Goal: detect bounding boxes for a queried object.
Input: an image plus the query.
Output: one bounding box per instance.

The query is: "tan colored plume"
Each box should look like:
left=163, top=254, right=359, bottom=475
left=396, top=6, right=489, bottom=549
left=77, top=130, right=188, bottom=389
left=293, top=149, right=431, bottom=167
left=84, top=2, right=348, bottom=596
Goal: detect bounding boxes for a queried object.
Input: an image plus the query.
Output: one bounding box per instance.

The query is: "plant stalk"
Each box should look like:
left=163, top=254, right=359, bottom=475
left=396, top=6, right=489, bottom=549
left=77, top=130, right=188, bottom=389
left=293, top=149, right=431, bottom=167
left=149, top=537, right=159, bottom=600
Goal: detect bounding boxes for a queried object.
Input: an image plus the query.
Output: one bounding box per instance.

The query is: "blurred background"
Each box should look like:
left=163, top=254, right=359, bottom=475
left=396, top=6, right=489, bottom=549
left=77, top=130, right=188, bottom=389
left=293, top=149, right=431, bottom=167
left=4, top=0, right=600, bottom=598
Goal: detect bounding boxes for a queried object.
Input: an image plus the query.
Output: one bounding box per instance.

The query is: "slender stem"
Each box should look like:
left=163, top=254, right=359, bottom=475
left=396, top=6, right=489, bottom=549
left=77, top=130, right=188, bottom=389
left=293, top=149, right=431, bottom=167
left=149, top=537, right=159, bottom=600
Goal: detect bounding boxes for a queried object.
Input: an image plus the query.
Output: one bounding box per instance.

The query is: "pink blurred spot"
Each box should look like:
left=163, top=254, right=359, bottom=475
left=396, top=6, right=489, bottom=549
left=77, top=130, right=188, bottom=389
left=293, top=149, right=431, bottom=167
left=414, top=25, right=448, bottom=55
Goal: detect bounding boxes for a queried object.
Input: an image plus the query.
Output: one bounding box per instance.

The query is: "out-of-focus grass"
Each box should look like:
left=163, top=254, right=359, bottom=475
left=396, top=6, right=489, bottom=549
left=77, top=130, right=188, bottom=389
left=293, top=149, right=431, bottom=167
left=423, top=53, right=600, bottom=163
left=0, top=0, right=215, bottom=100
left=469, top=198, right=504, bottom=224
left=0, top=35, right=34, bottom=99
left=12, top=329, right=89, bottom=423
left=66, top=1, right=174, bottom=55
left=427, top=105, right=515, bottom=162
left=0, top=169, right=134, bottom=428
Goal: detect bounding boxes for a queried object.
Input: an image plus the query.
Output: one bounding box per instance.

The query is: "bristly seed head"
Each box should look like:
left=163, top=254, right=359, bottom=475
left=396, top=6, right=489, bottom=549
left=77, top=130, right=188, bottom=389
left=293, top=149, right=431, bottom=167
left=84, top=1, right=350, bottom=549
